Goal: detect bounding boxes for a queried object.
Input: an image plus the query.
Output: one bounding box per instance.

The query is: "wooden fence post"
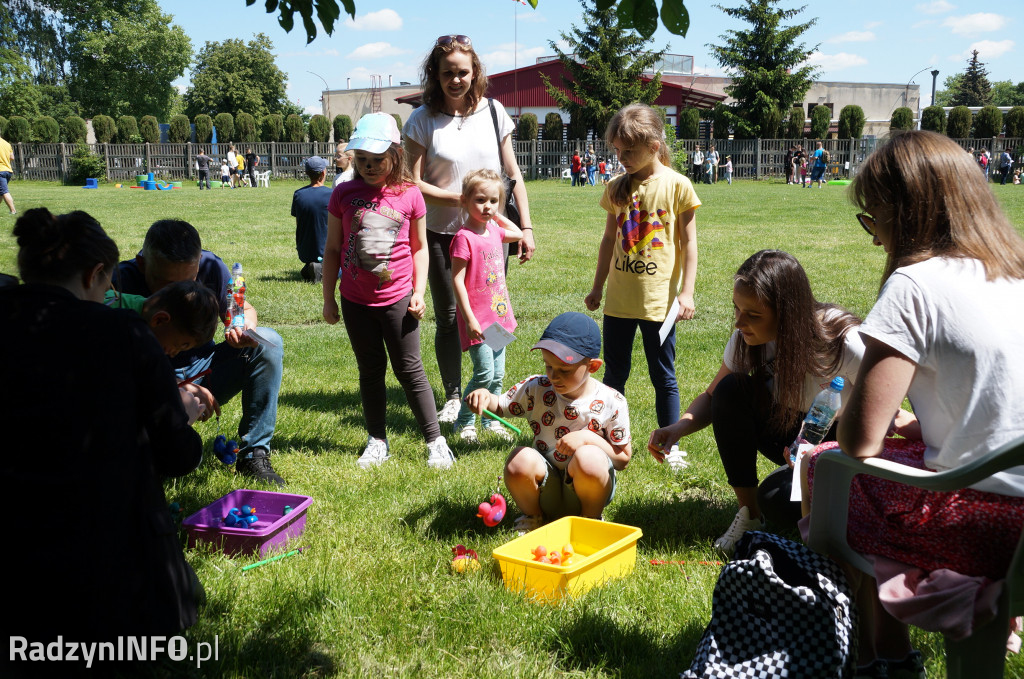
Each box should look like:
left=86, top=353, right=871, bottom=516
left=103, top=144, right=110, bottom=181
left=145, top=143, right=151, bottom=175
left=270, top=141, right=276, bottom=175
left=60, top=143, right=69, bottom=184
left=186, top=142, right=194, bottom=179
left=755, top=138, right=762, bottom=179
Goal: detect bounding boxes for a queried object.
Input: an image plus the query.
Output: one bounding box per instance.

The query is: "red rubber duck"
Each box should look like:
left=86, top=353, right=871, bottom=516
left=477, top=493, right=507, bottom=527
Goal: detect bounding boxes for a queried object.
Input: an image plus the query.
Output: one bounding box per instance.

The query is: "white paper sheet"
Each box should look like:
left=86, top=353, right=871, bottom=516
left=482, top=323, right=516, bottom=351
left=659, top=298, right=680, bottom=346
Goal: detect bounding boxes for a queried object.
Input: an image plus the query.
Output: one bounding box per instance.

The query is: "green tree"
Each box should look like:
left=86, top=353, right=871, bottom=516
left=785, top=106, right=804, bottom=138
left=518, top=113, right=539, bottom=141
left=711, top=103, right=730, bottom=139
left=391, top=114, right=402, bottom=132
left=837, top=105, right=864, bottom=139
left=333, top=114, right=352, bottom=142
left=236, top=112, right=258, bottom=142
left=168, top=114, right=191, bottom=143
left=709, top=0, right=818, bottom=138
left=973, top=105, right=1002, bottom=139
left=542, top=112, right=564, bottom=141
left=214, top=113, right=235, bottom=141
left=810, top=104, right=831, bottom=139
left=541, top=0, right=664, bottom=140
left=0, top=79, right=43, bottom=118
left=116, top=115, right=139, bottom=143
left=990, top=81, right=1024, bottom=107
left=261, top=114, right=284, bottom=142
left=308, top=114, right=330, bottom=143
left=245, top=0, right=692, bottom=43
left=194, top=114, right=213, bottom=143
left=284, top=114, right=306, bottom=142
left=0, top=117, right=7, bottom=137
left=185, top=34, right=289, bottom=119
left=68, top=143, right=106, bottom=184
left=947, top=106, right=972, bottom=139
left=140, top=115, right=160, bottom=143
left=6, top=116, right=31, bottom=142
left=920, top=105, right=946, bottom=134
left=933, top=74, right=962, bottom=107
left=951, top=50, right=991, bottom=107
left=61, top=115, right=87, bottom=143
left=92, top=115, right=117, bottom=143
left=67, top=1, right=190, bottom=119
left=890, top=107, right=914, bottom=132
left=1006, top=107, right=1024, bottom=139
left=32, top=116, right=60, bottom=142
left=678, top=108, right=700, bottom=139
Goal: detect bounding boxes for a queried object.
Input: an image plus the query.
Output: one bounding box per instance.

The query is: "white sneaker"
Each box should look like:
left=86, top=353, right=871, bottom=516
left=426, top=436, right=455, bottom=469
left=357, top=436, right=390, bottom=468
left=483, top=419, right=513, bottom=442
left=437, top=398, right=461, bottom=424
left=713, top=506, right=765, bottom=558
left=513, top=514, right=545, bottom=536
left=455, top=425, right=478, bottom=443
left=664, top=444, right=689, bottom=471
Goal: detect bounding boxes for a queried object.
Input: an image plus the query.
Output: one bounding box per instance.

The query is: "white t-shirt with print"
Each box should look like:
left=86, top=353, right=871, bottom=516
left=498, top=375, right=631, bottom=470
left=404, top=98, right=514, bottom=235
left=859, top=257, right=1024, bottom=496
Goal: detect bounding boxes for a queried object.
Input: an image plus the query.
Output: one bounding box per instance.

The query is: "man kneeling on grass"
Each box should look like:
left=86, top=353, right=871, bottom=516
left=464, top=312, right=632, bottom=536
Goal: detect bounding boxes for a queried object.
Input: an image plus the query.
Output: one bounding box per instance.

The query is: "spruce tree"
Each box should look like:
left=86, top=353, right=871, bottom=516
left=952, top=50, right=991, bottom=107
left=540, top=0, right=664, bottom=140
left=709, top=0, right=819, bottom=138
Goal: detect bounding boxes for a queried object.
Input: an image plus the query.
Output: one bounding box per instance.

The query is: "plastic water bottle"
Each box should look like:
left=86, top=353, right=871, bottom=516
left=790, top=376, right=844, bottom=461
left=227, top=262, right=246, bottom=332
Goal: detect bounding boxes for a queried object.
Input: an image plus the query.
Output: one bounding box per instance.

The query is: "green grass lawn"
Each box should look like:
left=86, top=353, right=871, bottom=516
left=3, top=178, right=1024, bottom=678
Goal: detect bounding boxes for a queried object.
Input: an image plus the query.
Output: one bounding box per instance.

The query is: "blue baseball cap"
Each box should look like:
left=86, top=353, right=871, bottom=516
left=303, top=156, right=327, bottom=173
left=532, top=312, right=601, bottom=364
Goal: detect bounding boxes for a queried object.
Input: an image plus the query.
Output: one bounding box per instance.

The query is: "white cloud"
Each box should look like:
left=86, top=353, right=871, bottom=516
left=277, top=48, right=339, bottom=58
left=911, top=19, right=935, bottom=29
left=916, top=0, right=955, bottom=14
left=806, top=52, right=868, bottom=72
left=346, top=42, right=407, bottom=60
left=304, top=104, right=322, bottom=116
left=483, top=42, right=549, bottom=72
left=966, top=39, right=1015, bottom=59
left=827, top=31, right=876, bottom=43
left=942, top=13, right=1006, bottom=36
left=864, top=21, right=883, bottom=29
left=344, top=9, right=402, bottom=31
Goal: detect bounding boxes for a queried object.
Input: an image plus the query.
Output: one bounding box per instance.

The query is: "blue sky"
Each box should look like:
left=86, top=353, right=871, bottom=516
left=158, top=0, right=1020, bottom=114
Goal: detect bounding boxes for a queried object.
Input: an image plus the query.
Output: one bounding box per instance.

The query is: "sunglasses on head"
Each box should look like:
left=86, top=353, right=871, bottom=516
left=436, top=34, right=472, bottom=47
left=856, top=213, right=875, bottom=236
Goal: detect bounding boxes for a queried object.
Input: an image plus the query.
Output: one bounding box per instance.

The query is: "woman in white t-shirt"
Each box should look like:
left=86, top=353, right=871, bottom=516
left=648, top=250, right=864, bottom=557
left=404, top=34, right=534, bottom=423
left=803, top=130, right=1024, bottom=676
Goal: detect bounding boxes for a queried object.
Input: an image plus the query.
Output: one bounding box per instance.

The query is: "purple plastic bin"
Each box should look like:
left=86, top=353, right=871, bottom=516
left=183, top=489, right=312, bottom=557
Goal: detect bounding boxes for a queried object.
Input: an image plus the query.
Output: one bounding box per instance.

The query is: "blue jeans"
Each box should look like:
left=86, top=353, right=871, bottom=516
left=456, top=343, right=506, bottom=428
left=175, top=328, right=284, bottom=456
left=602, top=314, right=679, bottom=427
left=587, top=166, right=596, bottom=185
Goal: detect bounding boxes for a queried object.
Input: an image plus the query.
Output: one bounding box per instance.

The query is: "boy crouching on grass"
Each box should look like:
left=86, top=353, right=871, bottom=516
left=465, top=312, right=632, bottom=535
left=105, top=280, right=220, bottom=358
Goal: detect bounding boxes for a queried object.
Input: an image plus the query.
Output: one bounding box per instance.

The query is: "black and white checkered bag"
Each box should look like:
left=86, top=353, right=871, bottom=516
left=682, top=531, right=857, bottom=679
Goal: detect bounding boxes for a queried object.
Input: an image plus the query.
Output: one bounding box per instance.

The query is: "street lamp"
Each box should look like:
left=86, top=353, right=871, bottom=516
left=308, top=70, right=331, bottom=138
left=905, top=67, right=934, bottom=129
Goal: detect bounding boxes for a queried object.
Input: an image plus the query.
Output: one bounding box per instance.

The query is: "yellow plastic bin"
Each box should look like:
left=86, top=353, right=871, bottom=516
left=492, top=516, right=642, bottom=602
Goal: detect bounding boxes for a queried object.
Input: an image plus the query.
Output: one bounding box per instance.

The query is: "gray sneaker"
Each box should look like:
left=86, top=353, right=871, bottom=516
left=236, top=448, right=285, bottom=486
left=483, top=419, right=513, bottom=442
left=426, top=436, right=455, bottom=469
left=713, top=506, right=765, bottom=558
left=513, top=514, right=545, bottom=536
left=358, top=436, right=390, bottom=468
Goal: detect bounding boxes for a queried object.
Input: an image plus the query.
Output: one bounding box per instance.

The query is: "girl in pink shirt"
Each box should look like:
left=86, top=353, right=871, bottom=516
left=450, top=169, right=523, bottom=442
left=322, top=113, right=455, bottom=469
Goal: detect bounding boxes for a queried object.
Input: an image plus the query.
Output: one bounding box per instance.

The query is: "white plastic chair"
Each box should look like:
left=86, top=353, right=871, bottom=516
left=257, top=170, right=271, bottom=188
left=240, top=173, right=252, bottom=188
left=807, top=434, right=1024, bottom=678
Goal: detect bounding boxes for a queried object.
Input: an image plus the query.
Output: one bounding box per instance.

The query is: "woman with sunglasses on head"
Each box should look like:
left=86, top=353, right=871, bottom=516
left=404, top=34, right=535, bottom=425
left=801, top=130, right=1024, bottom=678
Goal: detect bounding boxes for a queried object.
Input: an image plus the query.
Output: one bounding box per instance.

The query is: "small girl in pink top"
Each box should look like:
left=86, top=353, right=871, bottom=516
left=450, top=169, right=523, bottom=442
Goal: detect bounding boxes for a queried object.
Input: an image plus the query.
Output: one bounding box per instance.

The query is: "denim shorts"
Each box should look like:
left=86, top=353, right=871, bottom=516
left=538, top=454, right=616, bottom=520
left=0, top=171, right=11, bottom=196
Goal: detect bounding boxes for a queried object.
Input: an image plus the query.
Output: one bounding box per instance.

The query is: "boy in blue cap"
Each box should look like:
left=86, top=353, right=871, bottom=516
left=465, top=312, right=632, bottom=534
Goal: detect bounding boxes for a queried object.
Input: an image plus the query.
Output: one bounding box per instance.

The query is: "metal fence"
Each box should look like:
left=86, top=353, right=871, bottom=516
left=7, top=141, right=340, bottom=183
left=9, top=137, right=1024, bottom=183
